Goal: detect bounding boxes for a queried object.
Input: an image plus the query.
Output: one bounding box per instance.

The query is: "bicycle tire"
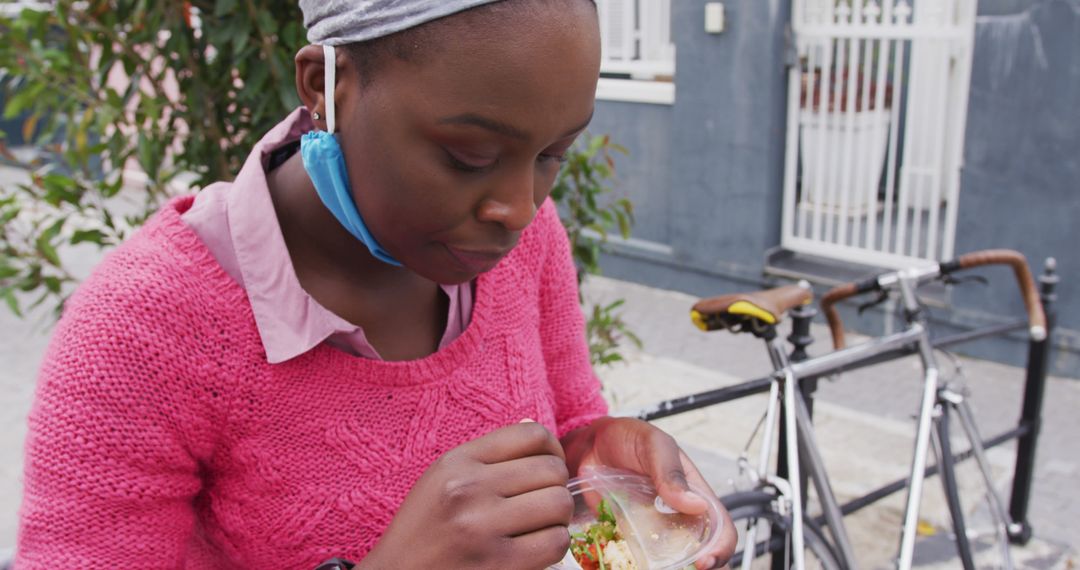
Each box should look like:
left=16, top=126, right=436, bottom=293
left=722, top=490, right=845, bottom=570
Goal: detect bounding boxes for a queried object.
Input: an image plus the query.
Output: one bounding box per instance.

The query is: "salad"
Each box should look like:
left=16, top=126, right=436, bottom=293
left=553, top=468, right=721, bottom=570
left=569, top=499, right=639, bottom=570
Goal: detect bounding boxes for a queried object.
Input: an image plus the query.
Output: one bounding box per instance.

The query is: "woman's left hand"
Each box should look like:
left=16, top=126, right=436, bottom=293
left=561, top=416, right=737, bottom=570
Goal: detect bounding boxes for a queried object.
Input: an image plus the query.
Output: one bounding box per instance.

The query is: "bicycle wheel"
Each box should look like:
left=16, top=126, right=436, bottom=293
left=722, top=490, right=844, bottom=570
left=933, top=401, right=1015, bottom=570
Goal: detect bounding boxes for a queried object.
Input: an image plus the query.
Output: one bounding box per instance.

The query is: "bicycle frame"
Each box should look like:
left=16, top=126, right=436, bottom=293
left=740, top=336, right=808, bottom=570
left=745, top=281, right=937, bottom=570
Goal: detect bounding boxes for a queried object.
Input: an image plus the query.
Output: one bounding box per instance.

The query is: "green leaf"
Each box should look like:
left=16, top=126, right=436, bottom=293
left=71, top=229, right=106, bottom=245
left=616, top=212, right=631, bottom=239
left=256, top=10, right=278, bottom=36
left=2, top=287, right=21, bottom=318
left=3, top=87, right=37, bottom=119
left=35, top=218, right=64, bottom=266
left=37, top=239, right=61, bottom=267
left=41, top=217, right=65, bottom=241
left=40, top=173, right=80, bottom=206
left=214, top=0, right=238, bottom=17
left=0, top=203, right=20, bottom=224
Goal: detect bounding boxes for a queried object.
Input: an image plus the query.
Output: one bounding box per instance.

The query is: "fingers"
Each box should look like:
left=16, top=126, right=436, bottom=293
left=465, top=421, right=566, bottom=464
left=706, top=495, right=737, bottom=568
left=487, top=453, right=570, bottom=497
left=679, top=453, right=736, bottom=568
left=505, top=525, right=573, bottom=568
left=645, top=431, right=708, bottom=516
left=496, top=484, right=575, bottom=536
left=564, top=417, right=738, bottom=569
left=581, top=418, right=709, bottom=516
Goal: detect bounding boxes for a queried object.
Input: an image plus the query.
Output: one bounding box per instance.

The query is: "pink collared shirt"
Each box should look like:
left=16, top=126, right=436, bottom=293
left=181, top=107, right=472, bottom=363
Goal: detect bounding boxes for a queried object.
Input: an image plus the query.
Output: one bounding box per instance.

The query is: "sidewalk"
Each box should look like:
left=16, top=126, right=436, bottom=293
left=584, top=275, right=1079, bottom=569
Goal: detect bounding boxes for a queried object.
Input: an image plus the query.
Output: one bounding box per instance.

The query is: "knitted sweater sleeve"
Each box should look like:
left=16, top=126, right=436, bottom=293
left=535, top=201, right=608, bottom=437
left=16, top=242, right=225, bottom=568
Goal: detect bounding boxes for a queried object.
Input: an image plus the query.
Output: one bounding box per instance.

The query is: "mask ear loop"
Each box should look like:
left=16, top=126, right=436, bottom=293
left=322, top=44, right=337, bottom=133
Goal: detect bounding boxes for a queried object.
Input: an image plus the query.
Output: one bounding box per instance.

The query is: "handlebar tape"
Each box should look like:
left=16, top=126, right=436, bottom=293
left=820, top=249, right=1045, bottom=350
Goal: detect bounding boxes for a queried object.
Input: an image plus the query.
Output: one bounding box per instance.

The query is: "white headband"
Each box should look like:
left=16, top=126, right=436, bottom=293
left=305, top=1, right=508, bottom=133
left=301, top=0, right=508, bottom=46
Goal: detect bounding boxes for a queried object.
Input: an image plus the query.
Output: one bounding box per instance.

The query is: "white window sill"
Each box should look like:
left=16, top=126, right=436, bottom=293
left=595, top=78, right=675, bottom=106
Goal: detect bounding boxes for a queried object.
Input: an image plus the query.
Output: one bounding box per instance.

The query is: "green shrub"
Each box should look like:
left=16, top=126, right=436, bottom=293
left=0, top=1, right=638, bottom=366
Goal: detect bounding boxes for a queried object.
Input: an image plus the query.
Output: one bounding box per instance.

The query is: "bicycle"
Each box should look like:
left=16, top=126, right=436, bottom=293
left=621, top=249, right=1055, bottom=569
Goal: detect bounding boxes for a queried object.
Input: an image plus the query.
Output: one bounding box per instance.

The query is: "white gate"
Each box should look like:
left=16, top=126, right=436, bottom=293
left=781, top=0, right=978, bottom=268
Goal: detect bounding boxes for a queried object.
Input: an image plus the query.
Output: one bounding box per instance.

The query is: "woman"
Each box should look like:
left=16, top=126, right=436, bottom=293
left=16, top=1, right=736, bottom=568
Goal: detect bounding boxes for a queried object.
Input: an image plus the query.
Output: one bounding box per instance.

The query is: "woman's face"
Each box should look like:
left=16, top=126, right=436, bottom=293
left=333, top=1, right=601, bottom=285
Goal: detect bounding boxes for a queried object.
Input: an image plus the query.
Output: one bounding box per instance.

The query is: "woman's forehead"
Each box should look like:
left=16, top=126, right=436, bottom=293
left=382, top=9, right=599, bottom=129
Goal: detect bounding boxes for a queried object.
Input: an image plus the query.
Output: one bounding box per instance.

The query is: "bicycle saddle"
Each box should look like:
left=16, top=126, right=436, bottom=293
left=691, top=283, right=812, bottom=332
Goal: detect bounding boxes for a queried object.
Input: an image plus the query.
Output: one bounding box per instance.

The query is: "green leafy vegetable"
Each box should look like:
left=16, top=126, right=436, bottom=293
left=570, top=499, right=621, bottom=570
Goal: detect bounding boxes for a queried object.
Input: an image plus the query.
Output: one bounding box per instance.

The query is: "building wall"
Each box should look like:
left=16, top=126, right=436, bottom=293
left=590, top=0, right=1078, bottom=376
left=592, top=101, right=674, bottom=245
left=591, top=0, right=790, bottom=294
left=951, top=0, right=1080, bottom=373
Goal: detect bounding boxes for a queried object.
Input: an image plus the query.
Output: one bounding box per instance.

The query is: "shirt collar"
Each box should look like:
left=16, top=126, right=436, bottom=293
left=224, top=108, right=356, bottom=363
left=224, top=109, right=466, bottom=364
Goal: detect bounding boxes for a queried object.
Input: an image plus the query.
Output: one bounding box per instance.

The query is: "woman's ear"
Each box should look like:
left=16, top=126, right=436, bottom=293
left=295, top=45, right=359, bottom=131
left=295, top=45, right=328, bottom=126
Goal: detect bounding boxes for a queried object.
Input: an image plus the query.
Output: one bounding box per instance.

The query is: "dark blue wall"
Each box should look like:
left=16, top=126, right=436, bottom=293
left=590, top=0, right=1078, bottom=377
left=594, top=101, right=673, bottom=244
left=951, top=0, right=1079, bottom=373
left=592, top=0, right=790, bottom=295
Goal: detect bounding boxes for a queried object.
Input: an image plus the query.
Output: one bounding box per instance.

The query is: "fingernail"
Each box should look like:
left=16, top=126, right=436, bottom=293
left=654, top=496, right=677, bottom=514
left=519, top=418, right=535, bottom=423
left=685, top=489, right=708, bottom=506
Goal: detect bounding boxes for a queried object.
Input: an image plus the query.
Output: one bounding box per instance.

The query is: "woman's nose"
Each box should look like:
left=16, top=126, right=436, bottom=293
left=476, top=168, right=538, bottom=232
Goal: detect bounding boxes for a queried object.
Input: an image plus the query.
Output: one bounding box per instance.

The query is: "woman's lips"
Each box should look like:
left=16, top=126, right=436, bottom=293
left=445, top=245, right=507, bottom=273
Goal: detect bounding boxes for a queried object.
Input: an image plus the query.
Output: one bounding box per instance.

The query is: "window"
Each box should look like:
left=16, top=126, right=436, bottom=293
left=596, top=0, right=676, bottom=105
left=0, top=1, right=52, bottom=16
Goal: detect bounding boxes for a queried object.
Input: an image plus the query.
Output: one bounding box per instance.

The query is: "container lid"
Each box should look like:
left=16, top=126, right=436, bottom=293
left=549, top=467, right=723, bottom=570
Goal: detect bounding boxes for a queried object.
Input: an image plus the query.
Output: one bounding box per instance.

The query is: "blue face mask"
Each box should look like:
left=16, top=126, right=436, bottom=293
left=300, top=131, right=402, bottom=267
left=299, top=44, right=402, bottom=268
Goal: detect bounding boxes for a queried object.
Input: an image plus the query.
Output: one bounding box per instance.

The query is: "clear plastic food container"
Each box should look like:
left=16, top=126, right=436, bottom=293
left=549, top=467, right=724, bottom=570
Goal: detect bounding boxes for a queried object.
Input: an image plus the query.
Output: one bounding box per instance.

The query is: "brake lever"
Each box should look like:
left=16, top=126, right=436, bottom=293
left=940, top=273, right=989, bottom=287
left=857, top=290, right=890, bottom=315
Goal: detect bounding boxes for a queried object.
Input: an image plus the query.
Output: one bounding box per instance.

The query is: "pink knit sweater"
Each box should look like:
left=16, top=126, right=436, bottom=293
left=16, top=196, right=607, bottom=569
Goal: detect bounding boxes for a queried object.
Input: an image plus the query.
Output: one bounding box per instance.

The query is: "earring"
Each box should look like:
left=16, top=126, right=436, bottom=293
left=312, top=111, right=322, bottom=121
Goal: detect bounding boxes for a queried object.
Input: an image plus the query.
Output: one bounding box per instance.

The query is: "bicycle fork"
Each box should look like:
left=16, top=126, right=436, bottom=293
left=932, top=386, right=1017, bottom=570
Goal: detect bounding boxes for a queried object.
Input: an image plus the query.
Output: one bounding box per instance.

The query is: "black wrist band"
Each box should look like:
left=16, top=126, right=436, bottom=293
left=314, top=557, right=356, bottom=570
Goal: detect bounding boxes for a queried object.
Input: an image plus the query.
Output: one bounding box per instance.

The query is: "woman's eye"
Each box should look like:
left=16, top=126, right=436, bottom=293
left=444, top=148, right=496, bottom=173
left=538, top=152, right=568, bottom=165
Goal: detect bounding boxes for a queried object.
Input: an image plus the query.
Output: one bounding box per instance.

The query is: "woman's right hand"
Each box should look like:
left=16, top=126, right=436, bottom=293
left=359, top=421, right=573, bottom=570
